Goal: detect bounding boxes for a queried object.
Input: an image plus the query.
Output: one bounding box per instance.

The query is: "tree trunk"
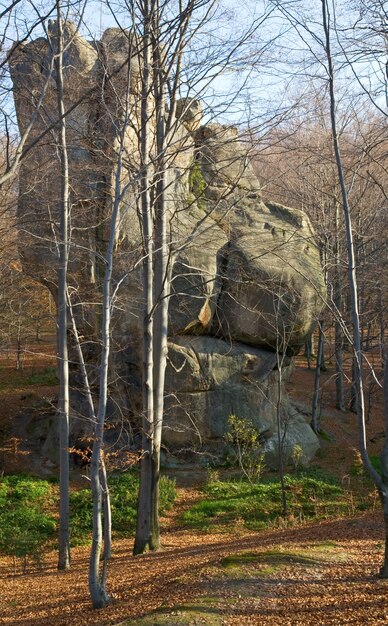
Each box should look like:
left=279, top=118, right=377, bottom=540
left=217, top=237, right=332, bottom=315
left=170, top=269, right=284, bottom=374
left=322, top=0, right=382, bottom=520
left=311, top=323, right=324, bottom=433
left=88, top=40, right=132, bottom=602
left=277, top=366, right=287, bottom=516
left=349, top=356, right=357, bottom=413
left=68, top=290, right=112, bottom=585
left=378, top=286, right=385, bottom=369
left=134, top=3, right=154, bottom=555
left=55, top=5, right=70, bottom=571
left=333, top=202, right=345, bottom=411
left=304, top=338, right=312, bottom=369
left=379, top=346, right=388, bottom=577
left=149, top=28, right=171, bottom=551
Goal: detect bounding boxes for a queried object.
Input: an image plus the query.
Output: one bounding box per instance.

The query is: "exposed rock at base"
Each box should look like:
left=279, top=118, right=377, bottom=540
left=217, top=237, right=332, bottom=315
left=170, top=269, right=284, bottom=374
left=163, top=336, right=319, bottom=465
left=10, top=22, right=325, bottom=466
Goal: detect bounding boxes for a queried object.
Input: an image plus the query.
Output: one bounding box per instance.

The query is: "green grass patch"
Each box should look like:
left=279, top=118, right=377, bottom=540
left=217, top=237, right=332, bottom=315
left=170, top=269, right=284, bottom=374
left=221, top=549, right=323, bottom=570
left=70, top=472, right=177, bottom=546
left=318, top=429, right=333, bottom=442
left=27, top=366, right=57, bottom=386
left=180, top=470, right=355, bottom=532
left=0, top=366, right=57, bottom=392
left=350, top=452, right=381, bottom=477
left=124, top=601, right=223, bottom=625
left=1, top=472, right=177, bottom=562
left=0, top=474, right=57, bottom=570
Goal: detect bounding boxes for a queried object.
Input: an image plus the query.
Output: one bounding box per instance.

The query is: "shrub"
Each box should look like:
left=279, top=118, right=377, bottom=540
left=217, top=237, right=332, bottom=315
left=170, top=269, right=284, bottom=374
left=225, top=414, right=265, bottom=483
left=69, top=488, right=94, bottom=546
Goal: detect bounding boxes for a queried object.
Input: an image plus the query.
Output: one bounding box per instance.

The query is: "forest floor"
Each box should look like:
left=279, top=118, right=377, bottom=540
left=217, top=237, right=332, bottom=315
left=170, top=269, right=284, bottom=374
left=0, top=339, right=386, bottom=625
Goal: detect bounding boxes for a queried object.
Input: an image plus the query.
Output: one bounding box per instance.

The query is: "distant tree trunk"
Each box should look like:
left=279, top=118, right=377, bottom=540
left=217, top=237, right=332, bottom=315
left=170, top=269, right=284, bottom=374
left=349, top=356, right=357, bottom=413
left=379, top=346, right=388, bottom=577
left=311, top=323, right=324, bottom=433
left=333, top=202, right=345, bottom=411
left=55, top=4, right=70, bottom=571
left=15, top=312, right=23, bottom=371
left=378, top=286, right=385, bottom=369
left=276, top=361, right=287, bottom=516
left=35, top=319, right=42, bottom=342
left=304, top=337, right=312, bottom=369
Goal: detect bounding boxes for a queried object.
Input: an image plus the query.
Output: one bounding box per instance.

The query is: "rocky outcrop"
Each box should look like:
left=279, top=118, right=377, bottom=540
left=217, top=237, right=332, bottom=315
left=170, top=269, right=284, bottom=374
left=10, top=23, right=325, bottom=466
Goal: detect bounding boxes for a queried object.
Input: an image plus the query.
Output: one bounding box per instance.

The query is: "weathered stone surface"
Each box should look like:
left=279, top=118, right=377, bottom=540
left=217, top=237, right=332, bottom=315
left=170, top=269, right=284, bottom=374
left=163, top=336, right=319, bottom=465
left=164, top=337, right=279, bottom=447
left=194, top=123, right=326, bottom=352
left=212, top=202, right=325, bottom=351
left=195, top=124, right=262, bottom=201
left=263, top=404, right=321, bottom=469
left=176, top=98, right=203, bottom=133
left=10, top=22, right=324, bottom=466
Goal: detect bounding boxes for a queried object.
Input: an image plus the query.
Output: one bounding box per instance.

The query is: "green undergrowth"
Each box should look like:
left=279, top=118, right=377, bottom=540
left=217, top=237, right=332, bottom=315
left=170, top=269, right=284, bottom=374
left=70, top=472, right=177, bottom=546
left=0, top=472, right=177, bottom=567
left=26, top=366, right=57, bottom=386
left=0, top=474, right=56, bottom=571
left=180, top=469, right=368, bottom=532
left=0, top=365, right=57, bottom=392
left=351, top=451, right=382, bottom=477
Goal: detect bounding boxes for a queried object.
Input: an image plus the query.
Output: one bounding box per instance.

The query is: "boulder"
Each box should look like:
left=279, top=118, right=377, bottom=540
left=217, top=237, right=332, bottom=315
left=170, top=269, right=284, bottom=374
left=163, top=336, right=319, bottom=465
left=194, top=124, right=325, bottom=352
left=212, top=201, right=325, bottom=352
left=10, top=23, right=325, bottom=467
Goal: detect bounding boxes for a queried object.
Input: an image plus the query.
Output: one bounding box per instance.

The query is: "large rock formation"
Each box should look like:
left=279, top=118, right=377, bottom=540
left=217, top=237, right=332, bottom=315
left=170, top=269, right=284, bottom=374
left=10, top=23, right=325, bottom=466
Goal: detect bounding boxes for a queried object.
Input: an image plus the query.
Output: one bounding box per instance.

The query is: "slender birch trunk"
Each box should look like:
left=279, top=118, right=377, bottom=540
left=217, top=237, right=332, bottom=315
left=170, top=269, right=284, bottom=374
left=133, top=0, right=204, bottom=554
left=134, top=1, right=154, bottom=555
left=68, top=297, right=112, bottom=571
left=322, top=0, right=388, bottom=573
left=149, top=21, right=171, bottom=551
left=88, top=173, right=120, bottom=607
left=55, top=4, right=70, bottom=571
left=88, top=47, right=133, bottom=599
left=380, top=346, right=388, bottom=576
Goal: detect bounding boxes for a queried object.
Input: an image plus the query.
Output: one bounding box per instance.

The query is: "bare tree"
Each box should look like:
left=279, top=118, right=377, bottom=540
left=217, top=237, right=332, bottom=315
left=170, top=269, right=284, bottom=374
left=50, top=3, right=71, bottom=571
left=321, top=0, right=388, bottom=576
left=132, top=0, right=275, bottom=554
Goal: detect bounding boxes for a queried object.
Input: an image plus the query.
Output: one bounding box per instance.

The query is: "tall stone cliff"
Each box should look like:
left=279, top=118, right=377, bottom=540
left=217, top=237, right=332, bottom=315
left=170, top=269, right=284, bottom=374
left=10, top=22, right=325, bottom=466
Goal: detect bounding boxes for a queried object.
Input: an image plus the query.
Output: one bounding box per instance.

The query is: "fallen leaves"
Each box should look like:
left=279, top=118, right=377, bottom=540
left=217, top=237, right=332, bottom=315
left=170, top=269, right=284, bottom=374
left=0, top=510, right=387, bottom=626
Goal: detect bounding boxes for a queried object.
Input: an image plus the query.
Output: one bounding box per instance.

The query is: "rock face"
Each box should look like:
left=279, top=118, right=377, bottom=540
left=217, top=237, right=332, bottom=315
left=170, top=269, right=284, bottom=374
left=10, top=23, right=325, bottom=466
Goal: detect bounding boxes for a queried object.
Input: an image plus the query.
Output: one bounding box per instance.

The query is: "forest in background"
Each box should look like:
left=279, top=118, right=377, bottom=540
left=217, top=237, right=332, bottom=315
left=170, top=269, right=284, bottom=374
left=0, top=0, right=387, bottom=621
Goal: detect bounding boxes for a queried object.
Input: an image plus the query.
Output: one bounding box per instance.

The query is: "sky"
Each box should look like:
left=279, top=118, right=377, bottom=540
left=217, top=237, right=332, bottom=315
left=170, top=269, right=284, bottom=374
left=1, top=0, right=386, bottom=138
